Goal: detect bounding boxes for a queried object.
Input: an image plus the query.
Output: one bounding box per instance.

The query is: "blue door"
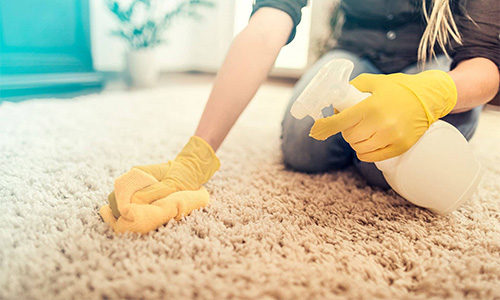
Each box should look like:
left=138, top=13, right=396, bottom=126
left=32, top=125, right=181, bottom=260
left=0, top=0, right=103, bottom=100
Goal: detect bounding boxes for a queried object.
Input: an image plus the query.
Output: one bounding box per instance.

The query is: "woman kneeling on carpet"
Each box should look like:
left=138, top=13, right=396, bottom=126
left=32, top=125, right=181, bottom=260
left=100, top=0, right=500, bottom=234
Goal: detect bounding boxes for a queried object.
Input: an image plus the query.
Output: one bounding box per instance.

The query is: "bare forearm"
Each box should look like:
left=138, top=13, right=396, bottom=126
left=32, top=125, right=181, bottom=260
left=448, top=57, right=500, bottom=113
left=194, top=8, right=293, bottom=151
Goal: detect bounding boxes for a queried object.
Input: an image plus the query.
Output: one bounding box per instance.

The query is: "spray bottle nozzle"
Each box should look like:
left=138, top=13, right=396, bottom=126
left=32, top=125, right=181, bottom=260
left=290, top=59, right=356, bottom=121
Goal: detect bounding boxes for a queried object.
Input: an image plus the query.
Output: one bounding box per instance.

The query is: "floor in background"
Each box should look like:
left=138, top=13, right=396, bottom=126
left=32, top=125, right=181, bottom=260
left=1, top=75, right=499, bottom=300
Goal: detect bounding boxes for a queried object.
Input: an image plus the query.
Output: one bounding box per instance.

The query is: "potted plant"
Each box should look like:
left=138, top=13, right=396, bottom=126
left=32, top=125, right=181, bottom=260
left=105, top=0, right=214, bottom=87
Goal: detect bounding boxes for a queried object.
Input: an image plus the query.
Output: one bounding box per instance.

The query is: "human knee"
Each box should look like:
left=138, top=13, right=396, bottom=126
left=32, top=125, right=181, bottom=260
left=281, top=129, right=353, bottom=173
left=281, top=142, right=330, bottom=173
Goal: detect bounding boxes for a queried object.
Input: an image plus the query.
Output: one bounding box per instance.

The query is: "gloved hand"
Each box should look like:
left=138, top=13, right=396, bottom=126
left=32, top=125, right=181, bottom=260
left=309, top=70, right=457, bottom=162
left=99, top=136, right=220, bottom=234
left=99, top=169, right=211, bottom=234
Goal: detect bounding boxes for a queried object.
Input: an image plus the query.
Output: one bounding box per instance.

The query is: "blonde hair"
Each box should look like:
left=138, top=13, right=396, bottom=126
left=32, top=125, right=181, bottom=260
left=418, top=0, right=464, bottom=66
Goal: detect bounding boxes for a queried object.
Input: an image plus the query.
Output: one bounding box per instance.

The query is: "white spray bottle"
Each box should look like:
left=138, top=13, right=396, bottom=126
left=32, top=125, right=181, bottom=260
left=291, top=58, right=482, bottom=215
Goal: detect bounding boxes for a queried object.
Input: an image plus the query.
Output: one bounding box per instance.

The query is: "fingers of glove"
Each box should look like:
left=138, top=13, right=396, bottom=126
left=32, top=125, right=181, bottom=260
left=309, top=116, right=338, bottom=141
left=152, top=187, right=210, bottom=221
left=131, top=180, right=178, bottom=205
left=309, top=104, right=365, bottom=141
left=357, top=144, right=403, bottom=163
left=113, top=203, right=170, bottom=234
left=350, top=73, right=382, bottom=92
left=133, top=162, right=171, bottom=181
left=114, top=168, right=158, bottom=209
left=340, top=118, right=375, bottom=145
left=349, top=131, right=391, bottom=155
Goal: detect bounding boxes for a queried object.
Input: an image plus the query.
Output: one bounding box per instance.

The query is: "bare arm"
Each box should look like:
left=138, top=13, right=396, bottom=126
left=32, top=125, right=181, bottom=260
left=448, top=57, right=500, bottom=113
left=194, top=8, right=294, bottom=151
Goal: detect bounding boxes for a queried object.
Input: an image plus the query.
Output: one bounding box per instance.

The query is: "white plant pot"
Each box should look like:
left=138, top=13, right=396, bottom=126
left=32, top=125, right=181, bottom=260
left=126, top=48, right=159, bottom=88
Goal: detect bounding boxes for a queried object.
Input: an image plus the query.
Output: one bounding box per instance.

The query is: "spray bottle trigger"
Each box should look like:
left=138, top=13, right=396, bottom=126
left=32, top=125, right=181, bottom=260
left=311, top=110, right=324, bottom=121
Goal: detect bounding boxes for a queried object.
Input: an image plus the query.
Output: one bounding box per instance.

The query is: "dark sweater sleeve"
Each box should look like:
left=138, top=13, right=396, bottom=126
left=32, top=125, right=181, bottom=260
left=450, top=0, right=500, bottom=71
left=250, top=0, right=309, bottom=44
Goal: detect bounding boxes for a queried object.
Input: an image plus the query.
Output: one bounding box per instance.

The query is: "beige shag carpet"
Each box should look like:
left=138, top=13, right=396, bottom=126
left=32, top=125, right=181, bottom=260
left=1, top=77, right=500, bottom=300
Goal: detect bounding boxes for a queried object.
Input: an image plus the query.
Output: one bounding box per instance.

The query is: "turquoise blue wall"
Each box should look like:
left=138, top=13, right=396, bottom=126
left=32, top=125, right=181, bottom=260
left=0, top=0, right=103, bottom=101
left=0, top=0, right=94, bottom=74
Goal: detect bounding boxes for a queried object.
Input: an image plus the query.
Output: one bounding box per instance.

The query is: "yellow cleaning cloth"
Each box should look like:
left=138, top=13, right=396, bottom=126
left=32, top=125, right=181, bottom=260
left=99, top=168, right=210, bottom=234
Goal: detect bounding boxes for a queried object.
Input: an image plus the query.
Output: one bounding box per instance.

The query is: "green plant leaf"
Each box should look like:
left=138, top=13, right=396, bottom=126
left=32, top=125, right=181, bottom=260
left=123, top=1, right=138, bottom=21
left=138, top=0, right=151, bottom=8
left=111, top=29, right=130, bottom=40
left=133, top=27, right=144, bottom=36
left=188, top=10, right=202, bottom=20
left=189, top=0, right=215, bottom=7
left=107, top=0, right=215, bottom=49
left=107, top=0, right=131, bottom=22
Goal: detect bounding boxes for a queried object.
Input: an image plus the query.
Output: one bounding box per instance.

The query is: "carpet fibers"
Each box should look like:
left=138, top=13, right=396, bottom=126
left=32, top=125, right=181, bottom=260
left=1, top=79, right=500, bottom=300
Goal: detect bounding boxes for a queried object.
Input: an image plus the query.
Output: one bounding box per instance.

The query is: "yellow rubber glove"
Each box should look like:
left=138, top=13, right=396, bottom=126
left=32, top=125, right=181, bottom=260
left=131, top=135, right=220, bottom=204
left=309, top=70, right=457, bottom=162
left=100, top=136, right=220, bottom=234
